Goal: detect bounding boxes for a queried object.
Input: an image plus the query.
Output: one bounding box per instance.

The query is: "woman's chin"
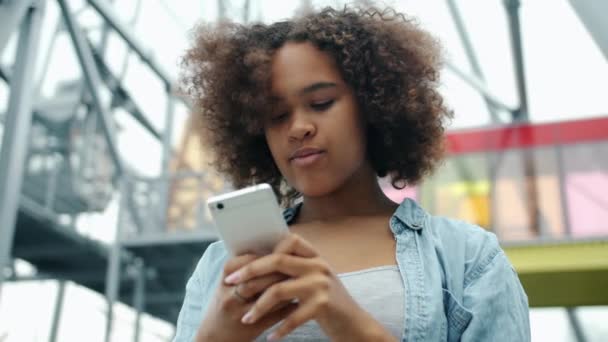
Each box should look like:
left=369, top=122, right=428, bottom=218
left=293, top=180, right=339, bottom=199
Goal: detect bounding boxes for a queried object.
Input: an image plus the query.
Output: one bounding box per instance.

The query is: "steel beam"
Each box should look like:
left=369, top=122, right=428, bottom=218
left=555, top=144, right=573, bottom=236
left=121, top=230, right=217, bottom=248
left=13, top=246, right=92, bottom=259
left=566, top=308, right=588, bottom=342
left=86, top=0, right=173, bottom=90
left=57, top=0, right=123, bottom=175
left=502, top=0, right=541, bottom=237
left=49, top=281, right=67, bottom=342
left=8, top=271, right=131, bottom=284
left=104, top=178, right=129, bottom=342
left=0, top=64, right=9, bottom=83
left=569, top=0, right=608, bottom=61
left=158, top=95, right=176, bottom=232
left=0, top=0, right=34, bottom=56
left=445, top=61, right=516, bottom=113
left=144, top=292, right=188, bottom=305
left=132, top=260, right=145, bottom=342
left=503, top=0, right=529, bottom=121
left=445, top=0, right=501, bottom=123
left=88, top=40, right=162, bottom=140
left=0, top=0, right=44, bottom=297
left=104, top=239, right=122, bottom=342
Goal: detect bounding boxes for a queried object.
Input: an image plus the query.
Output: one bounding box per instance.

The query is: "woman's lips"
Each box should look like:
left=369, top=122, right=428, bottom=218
left=290, top=151, right=326, bottom=167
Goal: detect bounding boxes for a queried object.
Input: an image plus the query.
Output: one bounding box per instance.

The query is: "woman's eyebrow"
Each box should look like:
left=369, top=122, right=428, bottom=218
left=298, top=82, right=337, bottom=96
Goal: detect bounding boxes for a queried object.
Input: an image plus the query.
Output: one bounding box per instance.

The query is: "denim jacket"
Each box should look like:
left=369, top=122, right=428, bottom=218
left=173, top=199, right=530, bottom=341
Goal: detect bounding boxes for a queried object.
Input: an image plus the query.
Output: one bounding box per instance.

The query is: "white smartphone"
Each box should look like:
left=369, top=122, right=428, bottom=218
left=207, top=183, right=289, bottom=256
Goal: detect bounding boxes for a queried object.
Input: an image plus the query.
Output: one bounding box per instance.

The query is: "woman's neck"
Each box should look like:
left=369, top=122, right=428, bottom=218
left=298, top=163, right=397, bottom=223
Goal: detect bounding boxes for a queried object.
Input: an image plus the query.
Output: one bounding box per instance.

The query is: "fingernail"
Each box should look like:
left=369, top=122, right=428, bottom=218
left=267, top=332, right=280, bottom=341
left=241, top=310, right=254, bottom=324
left=224, top=271, right=241, bottom=284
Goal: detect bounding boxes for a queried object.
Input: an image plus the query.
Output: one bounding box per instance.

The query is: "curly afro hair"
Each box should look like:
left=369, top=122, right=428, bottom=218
left=180, top=6, right=453, bottom=206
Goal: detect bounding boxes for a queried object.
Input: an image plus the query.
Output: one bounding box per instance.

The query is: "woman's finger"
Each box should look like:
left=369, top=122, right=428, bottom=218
left=266, top=296, right=324, bottom=341
left=222, top=253, right=258, bottom=277
left=225, top=254, right=329, bottom=284
left=274, top=233, right=318, bottom=258
left=236, top=272, right=288, bottom=299
left=255, top=302, right=299, bottom=332
left=241, top=275, right=327, bottom=324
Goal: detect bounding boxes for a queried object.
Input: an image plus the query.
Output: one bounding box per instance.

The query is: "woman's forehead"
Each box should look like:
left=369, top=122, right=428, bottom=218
left=270, top=42, right=343, bottom=97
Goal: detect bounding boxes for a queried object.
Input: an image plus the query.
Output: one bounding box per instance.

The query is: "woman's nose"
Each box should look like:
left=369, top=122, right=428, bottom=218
left=288, top=114, right=316, bottom=141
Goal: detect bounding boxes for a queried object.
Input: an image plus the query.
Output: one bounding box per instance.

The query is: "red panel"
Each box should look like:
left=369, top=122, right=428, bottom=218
left=446, top=116, right=608, bottom=155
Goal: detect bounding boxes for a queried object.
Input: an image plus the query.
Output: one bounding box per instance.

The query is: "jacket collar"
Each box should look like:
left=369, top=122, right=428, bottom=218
left=283, top=198, right=426, bottom=232
left=390, top=198, right=426, bottom=234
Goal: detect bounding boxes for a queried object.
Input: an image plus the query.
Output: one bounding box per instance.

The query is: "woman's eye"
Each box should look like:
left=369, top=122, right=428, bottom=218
left=270, top=112, right=288, bottom=123
left=310, top=99, right=334, bottom=111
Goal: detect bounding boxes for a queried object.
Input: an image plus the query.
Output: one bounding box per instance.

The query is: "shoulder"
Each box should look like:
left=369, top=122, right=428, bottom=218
left=429, top=215, right=501, bottom=261
left=394, top=199, right=503, bottom=282
left=427, top=215, right=503, bottom=283
left=395, top=198, right=501, bottom=258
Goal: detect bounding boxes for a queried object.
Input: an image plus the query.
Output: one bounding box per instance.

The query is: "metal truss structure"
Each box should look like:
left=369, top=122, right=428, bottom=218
left=0, top=1, right=606, bottom=341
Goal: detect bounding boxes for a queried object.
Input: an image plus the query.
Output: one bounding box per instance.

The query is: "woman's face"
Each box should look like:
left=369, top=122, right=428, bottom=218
left=264, top=41, right=368, bottom=198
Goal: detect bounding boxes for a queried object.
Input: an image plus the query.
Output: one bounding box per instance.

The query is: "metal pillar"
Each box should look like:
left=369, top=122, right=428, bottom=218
left=104, top=179, right=128, bottom=342
left=446, top=0, right=501, bottom=123
left=104, top=240, right=122, bottom=342
left=0, top=0, right=44, bottom=297
left=57, top=0, right=123, bottom=175
left=566, top=308, right=588, bottom=342
left=158, top=94, right=176, bottom=232
left=503, top=0, right=542, bottom=236
left=33, top=9, right=62, bottom=98
left=0, top=0, right=33, bottom=56
left=49, top=280, right=67, bottom=342
left=44, top=154, right=61, bottom=212
left=218, top=0, right=227, bottom=20
left=555, top=143, right=573, bottom=236
left=503, top=0, right=529, bottom=121
left=243, top=0, right=251, bottom=22
left=132, top=259, right=146, bottom=342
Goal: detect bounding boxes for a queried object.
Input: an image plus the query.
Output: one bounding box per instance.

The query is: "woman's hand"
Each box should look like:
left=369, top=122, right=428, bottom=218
left=195, top=253, right=297, bottom=342
left=224, top=233, right=396, bottom=341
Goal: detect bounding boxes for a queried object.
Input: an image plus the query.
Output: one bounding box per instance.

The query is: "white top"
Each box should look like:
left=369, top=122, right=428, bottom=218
left=256, top=265, right=405, bottom=341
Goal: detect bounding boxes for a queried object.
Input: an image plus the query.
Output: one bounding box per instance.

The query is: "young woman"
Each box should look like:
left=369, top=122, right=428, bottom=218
left=174, top=6, right=530, bottom=342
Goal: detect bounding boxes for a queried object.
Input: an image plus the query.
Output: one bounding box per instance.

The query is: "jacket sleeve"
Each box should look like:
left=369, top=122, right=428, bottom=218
left=460, top=238, right=531, bottom=342
left=172, top=242, right=224, bottom=342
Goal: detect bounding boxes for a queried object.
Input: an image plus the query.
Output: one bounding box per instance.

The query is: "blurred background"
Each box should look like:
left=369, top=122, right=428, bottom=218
left=0, top=0, right=607, bottom=341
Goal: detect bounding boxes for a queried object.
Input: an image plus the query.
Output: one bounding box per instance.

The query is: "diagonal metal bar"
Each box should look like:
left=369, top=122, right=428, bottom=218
left=86, top=0, right=192, bottom=111
left=57, top=0, right=123, bottom=175
left=86, top=36, right=163, bottom=140
left=86, top=0, right=173, bottom=91
left=566, top=308, right=588, bottom=342
left=445, top=61, right=516, bottom=113
left=49, top=281, right=66, bottom=342
left=117, top=0, right=143, bottom=81
left=569, top=0, right=608, bottom=61
left=446, top=0, right=501, bottom=123
left=0, top=64, right=9, bottom=83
